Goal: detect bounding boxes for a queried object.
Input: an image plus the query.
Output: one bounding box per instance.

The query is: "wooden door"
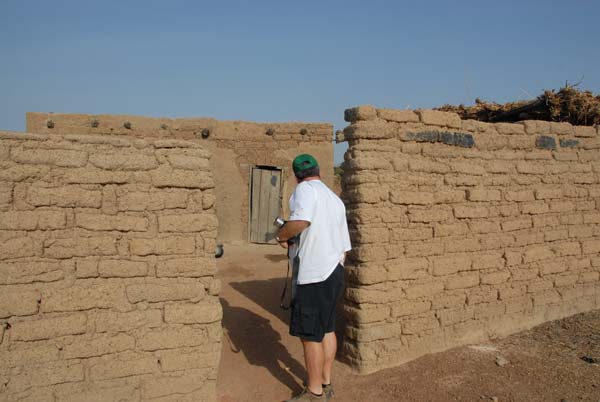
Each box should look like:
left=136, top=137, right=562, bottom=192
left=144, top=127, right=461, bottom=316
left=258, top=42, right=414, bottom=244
left=249, top=167, right=282, bottom=244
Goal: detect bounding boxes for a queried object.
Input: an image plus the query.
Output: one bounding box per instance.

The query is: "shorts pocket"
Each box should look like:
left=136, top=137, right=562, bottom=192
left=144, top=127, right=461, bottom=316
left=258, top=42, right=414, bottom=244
left=292, top=306, right=319, bottom=336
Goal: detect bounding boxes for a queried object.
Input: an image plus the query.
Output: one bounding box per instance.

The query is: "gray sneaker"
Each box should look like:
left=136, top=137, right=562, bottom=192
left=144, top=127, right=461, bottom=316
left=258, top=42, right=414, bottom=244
left=323, top=384, right=335, bottom=399
left=284, top=387, right=325, bottom=401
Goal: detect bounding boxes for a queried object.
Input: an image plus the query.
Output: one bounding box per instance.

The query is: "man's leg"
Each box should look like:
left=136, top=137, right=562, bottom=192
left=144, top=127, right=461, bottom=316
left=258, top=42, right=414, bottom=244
left=321, top=331, right=336, bottom=385
left=301, top=339, right=324, bottom=395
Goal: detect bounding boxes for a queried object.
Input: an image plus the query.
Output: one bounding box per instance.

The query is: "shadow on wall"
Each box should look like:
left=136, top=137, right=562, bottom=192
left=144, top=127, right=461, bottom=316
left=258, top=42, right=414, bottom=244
left=220, top=298, right=305, bottom=393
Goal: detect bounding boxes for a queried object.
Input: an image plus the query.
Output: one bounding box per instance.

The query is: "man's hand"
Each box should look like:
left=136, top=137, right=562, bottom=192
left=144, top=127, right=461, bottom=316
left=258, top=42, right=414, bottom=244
left=278, top=240, right=289, bottom=249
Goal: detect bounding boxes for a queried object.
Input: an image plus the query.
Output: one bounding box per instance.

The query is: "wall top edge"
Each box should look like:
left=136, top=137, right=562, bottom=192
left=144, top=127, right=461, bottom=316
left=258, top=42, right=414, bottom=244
left=343, top=105, right=599, bottom=132
left=0, top=129, right=207, bottom=150
left=26, top=112, right=333, bottom=130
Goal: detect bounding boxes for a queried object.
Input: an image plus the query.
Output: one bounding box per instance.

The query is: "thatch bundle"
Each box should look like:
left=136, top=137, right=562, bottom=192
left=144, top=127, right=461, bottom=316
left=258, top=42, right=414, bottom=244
left=436, top=86, right=600, bottom=126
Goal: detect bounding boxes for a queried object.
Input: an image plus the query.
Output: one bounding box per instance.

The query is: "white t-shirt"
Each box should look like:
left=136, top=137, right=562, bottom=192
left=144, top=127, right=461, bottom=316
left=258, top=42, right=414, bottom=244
left=288, top=179, right=352, bottom=284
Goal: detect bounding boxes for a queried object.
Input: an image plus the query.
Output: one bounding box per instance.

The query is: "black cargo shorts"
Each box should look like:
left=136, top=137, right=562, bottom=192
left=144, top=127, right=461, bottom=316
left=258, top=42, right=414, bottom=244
left=289, top=263, right=344, bottom=342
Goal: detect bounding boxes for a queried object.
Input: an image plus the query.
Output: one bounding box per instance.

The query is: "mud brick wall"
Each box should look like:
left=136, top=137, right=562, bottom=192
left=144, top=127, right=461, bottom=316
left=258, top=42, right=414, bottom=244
left=27, top=113, right=334, bottom=243
left=0, top=131, right=221, bottom=402
left=340, top=106, right=600, bottom=374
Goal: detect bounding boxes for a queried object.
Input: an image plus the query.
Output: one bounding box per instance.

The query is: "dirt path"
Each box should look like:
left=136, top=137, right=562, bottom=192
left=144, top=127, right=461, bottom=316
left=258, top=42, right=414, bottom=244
left=216, top=244, right=599, bottom=402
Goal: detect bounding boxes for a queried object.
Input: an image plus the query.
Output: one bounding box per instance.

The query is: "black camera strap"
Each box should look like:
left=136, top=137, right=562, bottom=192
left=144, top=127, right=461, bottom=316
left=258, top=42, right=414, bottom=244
left=280, top=236, right=300, bottom=310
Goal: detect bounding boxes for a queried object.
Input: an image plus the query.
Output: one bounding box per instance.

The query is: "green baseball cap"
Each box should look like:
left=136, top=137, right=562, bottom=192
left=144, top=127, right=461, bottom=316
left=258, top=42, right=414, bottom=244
left=293, top=154, right=319, bottom=172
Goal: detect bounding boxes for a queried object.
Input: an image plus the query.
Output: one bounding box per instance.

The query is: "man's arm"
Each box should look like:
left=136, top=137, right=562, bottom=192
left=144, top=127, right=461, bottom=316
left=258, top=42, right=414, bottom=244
left=277, top=220, right=310, bottom=243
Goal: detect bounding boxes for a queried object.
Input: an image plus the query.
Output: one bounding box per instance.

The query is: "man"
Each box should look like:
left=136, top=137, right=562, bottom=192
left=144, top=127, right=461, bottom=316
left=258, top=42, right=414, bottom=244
left=276, top=154, right=351, bottom=401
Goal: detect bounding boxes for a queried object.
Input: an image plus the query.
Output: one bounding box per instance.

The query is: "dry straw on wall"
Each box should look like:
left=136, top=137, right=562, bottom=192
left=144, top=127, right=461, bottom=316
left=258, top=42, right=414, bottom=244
left=340, top=106, right=600, bottom=374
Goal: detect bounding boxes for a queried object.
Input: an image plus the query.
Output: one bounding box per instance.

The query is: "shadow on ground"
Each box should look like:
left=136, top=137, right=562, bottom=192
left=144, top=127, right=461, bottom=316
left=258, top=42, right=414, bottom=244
left=220, top=298, right=305, bottom=394
left=230, top=277, right=291, bottom=323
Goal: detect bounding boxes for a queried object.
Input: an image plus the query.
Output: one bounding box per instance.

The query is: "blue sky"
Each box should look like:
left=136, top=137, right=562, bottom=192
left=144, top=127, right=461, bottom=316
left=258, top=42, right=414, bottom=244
left=1, top=0, right=599, bottom=164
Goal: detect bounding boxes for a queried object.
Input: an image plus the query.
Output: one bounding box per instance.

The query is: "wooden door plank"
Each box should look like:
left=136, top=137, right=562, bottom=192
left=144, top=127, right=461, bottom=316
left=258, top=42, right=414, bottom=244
left=266, top=170, right=282, bottom=244
left=258, top=169, right=272, bottom=242
left=250, top=168, right=261, bottom=243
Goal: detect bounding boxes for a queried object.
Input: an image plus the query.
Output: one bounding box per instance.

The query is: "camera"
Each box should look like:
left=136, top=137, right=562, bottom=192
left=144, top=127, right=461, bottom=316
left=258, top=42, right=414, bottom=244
left=273, top=217, right=286, bottom=228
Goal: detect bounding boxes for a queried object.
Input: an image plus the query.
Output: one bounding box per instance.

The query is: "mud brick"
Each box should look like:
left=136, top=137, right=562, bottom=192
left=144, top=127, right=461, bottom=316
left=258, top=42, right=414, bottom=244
left=117, top=191, right=189, bottom=211
left=467, top=188, right=501, bottom=202
left=385, top=257, right=429, bottom=280
left=126, top=282, right=205, bottom=303
left=98, top=259, right=148, bottom=278
left=11, top=313, right=87, bottom=341
left=568, top=225, right=594, bottom=239
left=481, top=271, right=510, bottom=285
left=504, top=189, right=534, bottom=202
left=433, top=222, right=469, bottom=237
left=417, top=110, right=461, bottom=128
left=90, top=356, right=158, bottom=381
left=129, top=236, right=195, bottom=256
left=155, top=346, right=221, bottom=373
left=474, top=302, right=506, bottom=320
left=4, top=344, right=59, bottom=368
left=156, top=257, right=216, bottom=278
left=41, top=284, right=129, bottom=313
left=551, top=242, right=581, bottom=257
left=344, top=304, right=391, bottom=324
left=347, top=322, right=402, bottom=342
left=540, top=259, right=569, bottom=276
left=522, top=246, right=554, bottom=263
left=94, top=309, right=163, bottom=333
left=472, top=252, right=505, bottom=270
left=405, top=281, right=444, bottom=300
left=573, top=125, right=596, bottom=137
left=7, top=362, right=85, bottom=393
left=89, top=151, right=158, bottom=170
left=137, top=326, right=210, bottom=351
left=0, top=260, right=65, bottom=284
left=56, top=386, right=137, bottom=402
left=0, top=290, right=39, bottom=318
left=75, top=213, right=148, bottom=232
left=583, top=212, right=600, bottom=224
left=466, top=287, right=499, bottom=305
left=343, top=119, right=398, bottom=140
left=549, top=200, right=575, bottom=212
left=450, top=161, right=485, bottom=176
left=345, top=157, right=392, bottom=171
left=377, top=108, right=419, bottom=123
left=27, top=185, right=103, bottom=208
left=402, top=312, right=440, bottom=335
left=535, top=136, right=557, bottom=150
left=11, top=147, right=88, bottom=167
left=545, top=229, right=569, bottom=242
left=469, top=220, right=501, bottom=234
left=432, top=255, right=472, bottom=276
left=504, top=250, right=522, bottom=266
left=501, top=217, right=532, bottom=232
left=165, top=301, right=222, bottom=324
left=579, top=271, right=600, bottom=283
left=533, top=290, right=561, bottom=306
left=436, top=307, right=474, bottom=326
left=453, top=205, right=489, bottom=219
left=44, top=236, right=117, bottom=259
left=409, top=206, right=453, bottom=222
left=445, top=273, right=480, bottom=290
left=495, top=122, right=526, bottom=135
left=434, top=190, right=465, bottom=204
left=390, top=191, right=434, bottom=205
left=582, top=239, right=600, bottom=255
left=431, top=292, right=467, bottom=309
left=408, top=159, right=449, bottom=174
left=151, top=166, right=214, bottom=189
left=553, top=274, right=579, bottom=287
left=344, top=105, right=377, bottom=122
left=0, top=237, right=36, bottom=260
left=63, top=333, right=135, bottom=359
left=521, top=201, right=550, bottom=215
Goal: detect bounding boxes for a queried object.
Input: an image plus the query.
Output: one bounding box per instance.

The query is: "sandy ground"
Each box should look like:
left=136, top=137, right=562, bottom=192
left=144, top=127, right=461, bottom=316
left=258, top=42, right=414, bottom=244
left=216, top=244, right=600, bottom=402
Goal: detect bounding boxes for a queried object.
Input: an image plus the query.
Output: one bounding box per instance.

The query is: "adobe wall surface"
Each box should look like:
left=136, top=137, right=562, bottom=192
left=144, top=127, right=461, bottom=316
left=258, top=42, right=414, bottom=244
left=0, top=131, right=221, bottom=401
left=340, top=106, right=600, bottom=374
left=27, top=113, right=334, bottom=243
